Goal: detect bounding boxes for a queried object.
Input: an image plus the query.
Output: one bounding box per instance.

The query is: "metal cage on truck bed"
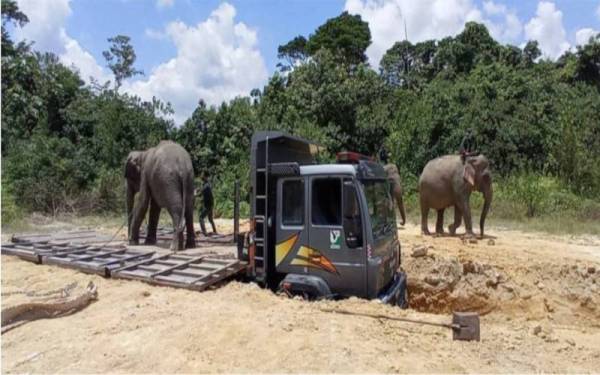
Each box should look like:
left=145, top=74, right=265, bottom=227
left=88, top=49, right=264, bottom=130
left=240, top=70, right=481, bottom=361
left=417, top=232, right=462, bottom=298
left=247, top=131, right=323, bottom=286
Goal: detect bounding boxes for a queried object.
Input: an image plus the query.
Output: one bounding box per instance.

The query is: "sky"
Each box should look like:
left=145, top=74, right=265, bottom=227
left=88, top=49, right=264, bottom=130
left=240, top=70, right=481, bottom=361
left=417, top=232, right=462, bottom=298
left=10, top=0, right=600, bottom=124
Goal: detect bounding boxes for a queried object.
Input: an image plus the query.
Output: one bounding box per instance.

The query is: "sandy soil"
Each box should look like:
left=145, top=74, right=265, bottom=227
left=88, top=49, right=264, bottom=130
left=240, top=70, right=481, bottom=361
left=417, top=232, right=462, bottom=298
left=1, top=219, right=599, bottom=373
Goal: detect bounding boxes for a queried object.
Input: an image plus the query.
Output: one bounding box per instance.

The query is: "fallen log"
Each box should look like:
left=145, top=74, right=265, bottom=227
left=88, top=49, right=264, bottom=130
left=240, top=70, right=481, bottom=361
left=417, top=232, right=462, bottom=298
left=1, top=282, right=98, bottom=334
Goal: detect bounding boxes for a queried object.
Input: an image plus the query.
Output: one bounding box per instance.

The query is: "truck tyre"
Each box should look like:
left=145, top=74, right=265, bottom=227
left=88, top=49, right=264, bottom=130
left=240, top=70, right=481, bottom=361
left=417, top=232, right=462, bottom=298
left=278, top=274, right=332, bottom=300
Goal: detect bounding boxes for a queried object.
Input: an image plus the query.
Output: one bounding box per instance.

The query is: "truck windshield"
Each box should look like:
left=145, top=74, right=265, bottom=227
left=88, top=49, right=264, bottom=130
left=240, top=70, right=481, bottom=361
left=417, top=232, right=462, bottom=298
left=361, top=179, right=395, bottom=239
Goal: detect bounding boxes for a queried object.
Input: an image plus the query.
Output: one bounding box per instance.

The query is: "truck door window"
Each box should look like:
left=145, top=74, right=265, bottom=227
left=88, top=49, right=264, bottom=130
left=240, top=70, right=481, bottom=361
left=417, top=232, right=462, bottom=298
left=282, top=179, right=304, bottom=226
left=312, top=178, right=342, bottom=226
left=343, top=179, right=362, bottom=248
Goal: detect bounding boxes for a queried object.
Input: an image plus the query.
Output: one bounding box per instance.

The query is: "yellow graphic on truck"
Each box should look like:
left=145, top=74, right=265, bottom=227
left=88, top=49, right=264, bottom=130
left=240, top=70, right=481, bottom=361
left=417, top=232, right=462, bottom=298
left=275, top=233, right=339, bottom=275
left=276, top=233, right=298, bottom=266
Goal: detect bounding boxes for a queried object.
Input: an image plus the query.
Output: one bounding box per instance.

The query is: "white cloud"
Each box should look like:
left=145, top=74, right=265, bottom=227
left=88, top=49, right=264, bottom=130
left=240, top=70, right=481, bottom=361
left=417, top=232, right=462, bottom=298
left=14, top=0, right=111, bottom=83
left=122, top=3, right=268, bottom=124
left=575, top=28, right=598, bottom=46
left=482, top=1, right=522, bottom=42
left=344, top=0, right=522, bottom=68
left=14, top=0, right=267, bottom=124
left=524, top=1, right=570, bottom=59
left=145, top=27, right=167, bottom=40
left=156, top=0, right=175, bottom=9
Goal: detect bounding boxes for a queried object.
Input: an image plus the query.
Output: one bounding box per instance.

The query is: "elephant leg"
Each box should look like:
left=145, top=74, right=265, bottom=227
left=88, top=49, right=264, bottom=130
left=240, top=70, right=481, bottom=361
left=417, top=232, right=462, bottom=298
left=448, top=205, right=462, bottom=235
left=130, top=183, right=150, bottom=246
left=144, top=199, right=160, bottom=245
left=167, top=207, right=184, bottom=251
left=435, top=209, right=445, bottom=234
left=420, top=201, right=430, bottom=235
left=461, top=199, right=475, bottom=237
left=184, top=202, right=196, bottom=249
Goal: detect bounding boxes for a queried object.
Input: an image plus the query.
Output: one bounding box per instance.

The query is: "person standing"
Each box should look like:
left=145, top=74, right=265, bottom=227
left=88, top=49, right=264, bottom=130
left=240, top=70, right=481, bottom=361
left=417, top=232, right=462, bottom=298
left=198, top=173, right=217, bottom=236
left=459, top=128, right=478, bottom=162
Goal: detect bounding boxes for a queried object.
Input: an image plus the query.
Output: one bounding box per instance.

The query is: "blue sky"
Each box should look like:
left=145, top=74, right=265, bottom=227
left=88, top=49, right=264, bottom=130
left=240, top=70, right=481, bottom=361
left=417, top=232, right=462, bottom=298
left=11, top=0, right=600, bottom=123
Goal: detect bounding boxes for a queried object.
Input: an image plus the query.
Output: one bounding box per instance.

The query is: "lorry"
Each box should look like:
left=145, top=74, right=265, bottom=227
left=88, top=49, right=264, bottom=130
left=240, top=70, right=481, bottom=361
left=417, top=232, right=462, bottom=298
left=240, top=131, right=408, bottom=307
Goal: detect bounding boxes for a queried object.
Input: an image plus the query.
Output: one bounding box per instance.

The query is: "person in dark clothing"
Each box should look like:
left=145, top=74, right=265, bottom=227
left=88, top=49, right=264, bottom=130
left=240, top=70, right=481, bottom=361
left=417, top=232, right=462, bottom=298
left=198, top=173, right=217, bottom=236
left=459, top=128, right=478, bottom=162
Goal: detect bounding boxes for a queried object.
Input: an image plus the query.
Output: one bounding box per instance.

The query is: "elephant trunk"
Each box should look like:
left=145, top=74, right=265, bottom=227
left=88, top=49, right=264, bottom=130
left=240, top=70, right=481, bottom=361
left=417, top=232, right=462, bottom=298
left=480, top=183, right=493, bottom=237
left=397, top=192, right=406, bottom=226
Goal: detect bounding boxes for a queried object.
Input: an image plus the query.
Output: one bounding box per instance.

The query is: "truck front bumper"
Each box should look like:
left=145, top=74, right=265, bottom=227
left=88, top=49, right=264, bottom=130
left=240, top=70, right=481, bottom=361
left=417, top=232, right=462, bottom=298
left=377, top=271, right=408, bottom=308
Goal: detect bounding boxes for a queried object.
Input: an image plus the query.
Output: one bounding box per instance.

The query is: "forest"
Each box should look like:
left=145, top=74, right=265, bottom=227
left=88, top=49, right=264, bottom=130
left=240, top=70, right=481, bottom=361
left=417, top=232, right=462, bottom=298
left=2, top=0, right=599, bottom=230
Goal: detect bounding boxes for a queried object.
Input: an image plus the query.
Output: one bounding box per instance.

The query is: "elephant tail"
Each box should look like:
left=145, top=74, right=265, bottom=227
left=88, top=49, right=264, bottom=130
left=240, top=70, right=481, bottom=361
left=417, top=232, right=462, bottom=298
left=177, top=174, right=186, bottom=234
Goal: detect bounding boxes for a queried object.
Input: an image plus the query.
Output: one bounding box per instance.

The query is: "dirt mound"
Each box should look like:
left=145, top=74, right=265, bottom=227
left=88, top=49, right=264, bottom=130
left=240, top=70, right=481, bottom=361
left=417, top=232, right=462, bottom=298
left=405, top=245, right=516, bottom=314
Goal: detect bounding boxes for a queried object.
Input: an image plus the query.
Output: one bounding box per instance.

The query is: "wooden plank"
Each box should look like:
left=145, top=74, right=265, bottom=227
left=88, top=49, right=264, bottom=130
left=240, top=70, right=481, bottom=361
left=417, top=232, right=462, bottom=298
left=169, top=268, right=211, bottom=278
left=188, top=260, right=242, bottom=285
left=190, top=261, right=246, bottom=291
left=149, top=256, right=206, bottom=278
left=111, top=254, right=172, bottom=273
left=97, top=251, right=155, bottom=267
left=72, top=248, right=127, bottom=262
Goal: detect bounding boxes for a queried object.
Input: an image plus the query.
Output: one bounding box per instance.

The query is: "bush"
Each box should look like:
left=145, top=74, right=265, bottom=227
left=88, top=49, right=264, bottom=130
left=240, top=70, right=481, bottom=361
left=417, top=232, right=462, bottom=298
left=3, top=134, right=96, bottom=215
left=1, top=178, right=22, bottom=227
left=89, top=168, right=126, bottom=213
left=494, top=172, right=593, bottom=218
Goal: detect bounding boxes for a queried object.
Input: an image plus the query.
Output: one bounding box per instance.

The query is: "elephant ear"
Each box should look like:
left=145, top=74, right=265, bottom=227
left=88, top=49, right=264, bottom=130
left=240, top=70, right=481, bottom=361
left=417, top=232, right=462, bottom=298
left=125, top=152, right=142, bottom=179
left=463, top=163, right=476, bottom=188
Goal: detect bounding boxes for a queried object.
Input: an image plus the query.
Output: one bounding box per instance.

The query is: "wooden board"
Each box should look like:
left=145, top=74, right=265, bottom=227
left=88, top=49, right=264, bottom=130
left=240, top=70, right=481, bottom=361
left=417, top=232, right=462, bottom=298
left=1, top=242, right=92, bottom=263
left=44, top=247, right=156, bottom=277
left=2, top=229, right=247, bottom=293
left=11, top=230, right=117, bottom=245
left=112, top=253, right=246, bottom=291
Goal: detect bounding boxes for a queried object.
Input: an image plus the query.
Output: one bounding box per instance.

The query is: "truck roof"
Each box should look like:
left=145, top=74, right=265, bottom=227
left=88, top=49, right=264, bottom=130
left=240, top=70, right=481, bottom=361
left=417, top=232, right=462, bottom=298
left=300, top=164, right=356, bottom=176
left=299, top=161, right=389, bottom=180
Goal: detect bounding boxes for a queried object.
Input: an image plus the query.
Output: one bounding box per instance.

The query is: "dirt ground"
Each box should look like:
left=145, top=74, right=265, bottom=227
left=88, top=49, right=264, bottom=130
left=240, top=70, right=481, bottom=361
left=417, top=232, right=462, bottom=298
left=1, top=219, right=600, bottom=373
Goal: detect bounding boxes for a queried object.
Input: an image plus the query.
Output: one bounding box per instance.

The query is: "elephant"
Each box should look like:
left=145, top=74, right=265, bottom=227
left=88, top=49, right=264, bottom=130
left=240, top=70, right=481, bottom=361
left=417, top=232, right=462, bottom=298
left=418, top=154, right=492, bottom=237
left=384, top=163, right=407, bottom=225
left=125, top=140, right=196, bottom=251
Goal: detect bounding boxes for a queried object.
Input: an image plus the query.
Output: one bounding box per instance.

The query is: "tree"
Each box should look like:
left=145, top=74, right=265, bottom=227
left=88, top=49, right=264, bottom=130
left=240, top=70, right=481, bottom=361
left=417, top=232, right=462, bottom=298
left=1, top=0, right=28, bottom=55
left=102, top=35, right=143, bottom=89
left=523, top=40, right=541, bottom=66
left=380, top=40, right=436, bottom=87
left=574, top=33, right=600, bottom=88
left=277, top=36, right=307, bottom=71
left=305, top=12, right=371, bottom=66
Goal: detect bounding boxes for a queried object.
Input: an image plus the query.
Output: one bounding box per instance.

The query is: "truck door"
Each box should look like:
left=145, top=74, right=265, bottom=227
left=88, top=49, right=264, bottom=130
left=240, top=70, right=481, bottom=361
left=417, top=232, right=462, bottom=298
left=275, top=177, right=308, bottom=275
left=307, top=176, right=366, bottom=297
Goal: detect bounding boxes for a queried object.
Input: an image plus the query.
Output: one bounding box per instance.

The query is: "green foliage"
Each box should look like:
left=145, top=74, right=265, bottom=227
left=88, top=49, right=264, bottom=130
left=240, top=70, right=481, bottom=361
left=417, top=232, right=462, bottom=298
left=305, top=11, right=371, bottom=66
left=494, top=173, right=598, bottom=219
left=102, top=35, right=143, bottom=88
left=1, top=0, right=28, bottom=56
left=573, top=33, right=600, bottom=88
left=1, top=176, right=22, bottom=226
left=277, top=36, right=307, bottom=72
left=1, top=1, right=599, bottom=233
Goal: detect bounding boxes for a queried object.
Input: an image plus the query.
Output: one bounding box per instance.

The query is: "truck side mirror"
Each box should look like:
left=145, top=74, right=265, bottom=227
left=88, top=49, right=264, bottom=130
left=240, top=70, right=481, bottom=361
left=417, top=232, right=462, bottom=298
left=343, top=181, right=362, bottom=248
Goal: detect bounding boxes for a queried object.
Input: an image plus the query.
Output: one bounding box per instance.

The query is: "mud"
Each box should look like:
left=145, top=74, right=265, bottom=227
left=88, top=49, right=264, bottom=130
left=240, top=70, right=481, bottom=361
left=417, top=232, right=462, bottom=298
left=2, top=219, right=600, bottom=373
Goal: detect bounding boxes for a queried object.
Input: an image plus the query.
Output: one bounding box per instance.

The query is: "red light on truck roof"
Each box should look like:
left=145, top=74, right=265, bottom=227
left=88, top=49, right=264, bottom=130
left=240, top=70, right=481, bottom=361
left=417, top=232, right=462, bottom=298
left=336, top=151, right=374, bottom=164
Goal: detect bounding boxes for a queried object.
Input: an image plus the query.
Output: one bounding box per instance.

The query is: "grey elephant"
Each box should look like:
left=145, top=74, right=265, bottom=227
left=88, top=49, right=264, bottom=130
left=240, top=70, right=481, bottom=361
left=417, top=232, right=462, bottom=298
left=383, top=163, right=407, bottom=225
left=418, top=154, right=492, bottom=237
left=125, top=140, right=196, bottom=251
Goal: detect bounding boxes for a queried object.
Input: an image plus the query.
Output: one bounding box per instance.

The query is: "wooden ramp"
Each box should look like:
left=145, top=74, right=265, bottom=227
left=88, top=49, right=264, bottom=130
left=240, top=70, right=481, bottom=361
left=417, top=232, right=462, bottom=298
left=112, top=254, right=246, bottom=291
left=2, top=230, right=247, bottom=292
left=11, top=230, right=117, bottom=245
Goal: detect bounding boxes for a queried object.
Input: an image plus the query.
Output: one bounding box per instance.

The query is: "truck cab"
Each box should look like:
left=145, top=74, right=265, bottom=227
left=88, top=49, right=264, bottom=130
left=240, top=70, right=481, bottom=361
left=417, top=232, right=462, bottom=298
left=242, top=131, right=407, bottom=307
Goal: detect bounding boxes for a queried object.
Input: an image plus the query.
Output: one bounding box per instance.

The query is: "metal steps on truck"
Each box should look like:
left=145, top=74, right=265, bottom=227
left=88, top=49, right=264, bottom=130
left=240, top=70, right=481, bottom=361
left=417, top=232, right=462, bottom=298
left=252, top=138, right=268, bottom=283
